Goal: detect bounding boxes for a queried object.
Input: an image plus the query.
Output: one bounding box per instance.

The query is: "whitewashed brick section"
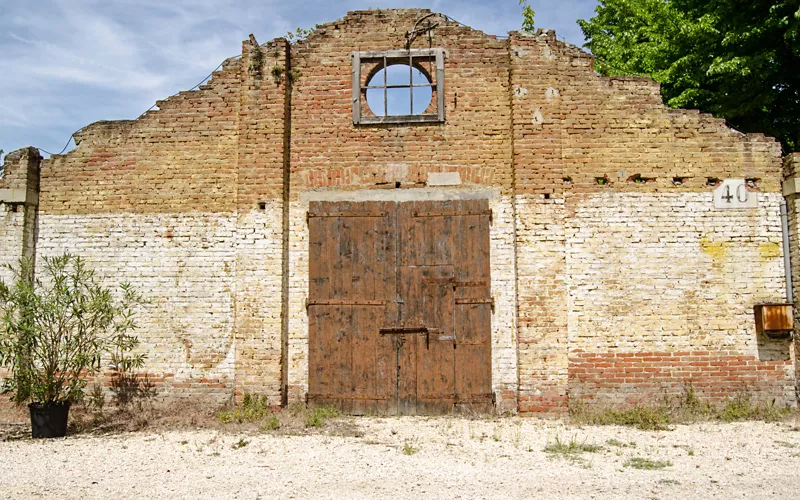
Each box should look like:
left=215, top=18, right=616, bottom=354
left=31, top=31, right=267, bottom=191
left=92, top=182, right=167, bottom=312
left=36, top=213, right=239, bottom=404
left=515, top=196, right=569, bottom=412
left=0, top=205, right=25, bottom=284
left=489, top=194, right=518, bottom=412
left=233, top=205, right=284, bottom=404
left=567, top=193, right=787, bottom=353
left=287, top=201, right=310, bottom=402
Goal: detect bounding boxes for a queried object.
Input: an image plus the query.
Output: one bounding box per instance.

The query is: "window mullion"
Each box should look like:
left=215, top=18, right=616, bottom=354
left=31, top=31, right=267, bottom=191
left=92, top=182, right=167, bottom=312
left=409, top=54, right=413, bottom=114
left=383, top=56, right=387, bottom=117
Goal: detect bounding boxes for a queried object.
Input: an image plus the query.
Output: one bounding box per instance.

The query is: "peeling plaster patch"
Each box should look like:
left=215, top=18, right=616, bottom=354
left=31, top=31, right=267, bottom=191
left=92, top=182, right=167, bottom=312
left=532, top=108, right=544, bottom=128
left=542, top=45, right=556, bottom=61
left=545, top=87, right=560, bottom=102
left=427, top=171, right=462, bottom=186
left=514, top=86, right=528, bottom=99
left=514, top=47, right=528, bottom=58
left=387, top=163, right=409, bottom=183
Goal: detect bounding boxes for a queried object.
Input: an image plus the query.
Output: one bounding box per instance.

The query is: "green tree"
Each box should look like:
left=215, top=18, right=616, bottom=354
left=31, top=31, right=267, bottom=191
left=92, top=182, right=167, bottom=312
left=578, top=0, right=800, bottom=152
left=520, top=0, right=535, bottom=34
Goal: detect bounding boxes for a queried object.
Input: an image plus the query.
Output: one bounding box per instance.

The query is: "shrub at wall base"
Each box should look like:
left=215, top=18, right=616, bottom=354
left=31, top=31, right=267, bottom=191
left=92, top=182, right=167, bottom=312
left=0, top=254, right=146, bottom=438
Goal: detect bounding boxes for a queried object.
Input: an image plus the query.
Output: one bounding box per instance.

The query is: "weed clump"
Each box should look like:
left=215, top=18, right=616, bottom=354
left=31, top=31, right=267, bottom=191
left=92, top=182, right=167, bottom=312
left=719, top=394, right=788, bottom=423
left=305, top=405, right=341, bottom=428
left=544, top=435, right=603, bottom=455
left=624, top=457, right=672, bottom=470
left=403, top=441, right=419, bottom=455
left=573, top=405, right=671, bottom=431
left=260, top=415, right=280, bottom=432
left=217, top=393, right=271, bottom=424
left=571, top=386, right=793, bottom=430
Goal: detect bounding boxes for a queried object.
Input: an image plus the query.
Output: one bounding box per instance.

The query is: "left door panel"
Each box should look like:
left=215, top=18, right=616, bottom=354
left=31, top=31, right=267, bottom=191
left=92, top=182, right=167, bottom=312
left=307, top=201, right=396, bottom=414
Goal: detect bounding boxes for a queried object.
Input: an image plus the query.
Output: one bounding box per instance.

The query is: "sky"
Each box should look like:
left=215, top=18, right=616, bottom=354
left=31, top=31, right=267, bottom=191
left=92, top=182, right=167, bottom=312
left=0, top=0, right=600, bottom=161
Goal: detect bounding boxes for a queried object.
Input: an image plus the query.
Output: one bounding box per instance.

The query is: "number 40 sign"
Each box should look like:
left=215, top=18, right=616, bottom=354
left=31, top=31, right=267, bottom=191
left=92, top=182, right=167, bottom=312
left=713, top=179, right=758, bottom=209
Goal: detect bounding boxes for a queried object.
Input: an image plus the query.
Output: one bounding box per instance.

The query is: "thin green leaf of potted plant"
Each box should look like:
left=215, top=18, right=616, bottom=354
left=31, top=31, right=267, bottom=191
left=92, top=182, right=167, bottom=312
left=0, top=254, right=146, bottom=438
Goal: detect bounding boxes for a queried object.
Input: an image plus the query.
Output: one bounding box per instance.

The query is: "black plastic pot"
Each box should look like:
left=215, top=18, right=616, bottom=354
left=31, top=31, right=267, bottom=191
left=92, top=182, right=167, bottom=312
left=28, top=401, right=71, bottom=438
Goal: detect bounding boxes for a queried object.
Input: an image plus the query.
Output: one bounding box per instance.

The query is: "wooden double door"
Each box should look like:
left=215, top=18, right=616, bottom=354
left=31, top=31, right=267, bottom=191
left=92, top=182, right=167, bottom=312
left=307, top=199, right=492, bottom=415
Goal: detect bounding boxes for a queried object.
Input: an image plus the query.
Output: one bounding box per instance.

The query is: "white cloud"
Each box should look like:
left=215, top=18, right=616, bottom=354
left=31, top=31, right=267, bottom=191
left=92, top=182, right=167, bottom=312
left=0, top=0, right=598, bottom=154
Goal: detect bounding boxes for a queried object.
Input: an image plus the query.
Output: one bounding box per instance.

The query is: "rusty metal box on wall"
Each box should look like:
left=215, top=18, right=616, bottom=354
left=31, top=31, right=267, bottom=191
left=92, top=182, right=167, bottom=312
left=753, top=304, right=793, bottom=338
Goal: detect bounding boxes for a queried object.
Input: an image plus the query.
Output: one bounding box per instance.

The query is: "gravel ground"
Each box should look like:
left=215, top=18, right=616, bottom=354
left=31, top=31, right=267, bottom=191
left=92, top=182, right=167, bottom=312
left=2, top=416, right=800, bottom=499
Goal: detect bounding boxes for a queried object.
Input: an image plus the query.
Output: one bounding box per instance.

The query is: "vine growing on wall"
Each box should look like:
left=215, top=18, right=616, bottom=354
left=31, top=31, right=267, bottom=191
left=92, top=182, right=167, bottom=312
left=249, top=46, right=265, bottom=78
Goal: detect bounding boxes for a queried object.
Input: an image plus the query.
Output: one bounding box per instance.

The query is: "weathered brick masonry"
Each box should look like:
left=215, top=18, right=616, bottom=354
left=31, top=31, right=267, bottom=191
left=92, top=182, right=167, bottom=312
left=1, top=9, right=796, bottom=412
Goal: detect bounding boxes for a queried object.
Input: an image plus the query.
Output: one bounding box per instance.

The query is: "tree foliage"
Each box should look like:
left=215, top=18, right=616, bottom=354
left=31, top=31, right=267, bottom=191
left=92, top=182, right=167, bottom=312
left=579, top=0, right=800, bottom=152
left=520, top=1, right=535, bottom=34
left=0, top=254, right=146, bottom=405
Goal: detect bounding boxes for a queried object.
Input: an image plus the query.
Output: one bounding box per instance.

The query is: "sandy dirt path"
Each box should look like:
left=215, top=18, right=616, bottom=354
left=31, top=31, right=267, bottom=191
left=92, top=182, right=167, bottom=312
left=2, top=417, right=800, bottom=499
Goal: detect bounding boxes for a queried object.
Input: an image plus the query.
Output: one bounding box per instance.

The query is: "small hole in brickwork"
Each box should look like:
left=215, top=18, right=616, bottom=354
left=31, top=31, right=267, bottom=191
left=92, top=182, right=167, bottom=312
left=10, top=204, right=19, bottom=213
left=673, top=177, right=687, bottom=186
left=544, top=193, right=551, bottom=200
left=706, top=177, right=721, bottom=187
left=258, top=202, right=267, bottom=210
left=746, top=178, right=761, bottom=190
left=395, top=182, right=401, bottom=189
left=595, top=176, right=609, bottom=186
left=628, top=174, right=654, bottom=184
left=562, top=176, right=572, bottom=184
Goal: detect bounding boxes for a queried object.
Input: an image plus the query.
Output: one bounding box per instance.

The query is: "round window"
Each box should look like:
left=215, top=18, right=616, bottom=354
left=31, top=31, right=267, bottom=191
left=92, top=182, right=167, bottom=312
left=366, top=64, right=433, bottom=117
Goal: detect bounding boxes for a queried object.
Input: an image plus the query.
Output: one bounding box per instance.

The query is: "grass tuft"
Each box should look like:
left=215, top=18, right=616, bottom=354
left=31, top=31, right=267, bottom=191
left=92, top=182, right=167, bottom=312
left=217, top=393, right=270, bottom=424
left=403, top=441, right=419, bottom=455
left=304, top=405, right=341, bottom=428
left=719, top=394, right=788, bottom=423
left=544, top=435, right=603, bottom=455
left=624, top=457, right=672, bottom=470
left=260, top=415, right=281, bottom=432
left=573, top=405, right=671, bottom=431
left=571, top=386, right=793, bottom=430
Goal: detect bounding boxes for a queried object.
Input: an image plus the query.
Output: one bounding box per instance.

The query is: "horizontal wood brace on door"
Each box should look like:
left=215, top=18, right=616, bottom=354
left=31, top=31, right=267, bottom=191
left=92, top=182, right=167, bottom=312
left=378, top=326, right=441, bottom=335
left=306, top=211, right=387, bottom=223
left=305, top=299, right=385, bottom=310
left=412, top=209, right=492, bottom=222
left=455, top=297, right=495, bottom=312
left=308, top=393, right=390, bottom=401
left=421, top=278, right=488, bottom=287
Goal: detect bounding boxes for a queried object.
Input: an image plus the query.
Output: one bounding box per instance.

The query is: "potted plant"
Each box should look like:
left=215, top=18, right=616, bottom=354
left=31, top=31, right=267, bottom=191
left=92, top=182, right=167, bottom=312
left=0, top=254, right=145, bottom=438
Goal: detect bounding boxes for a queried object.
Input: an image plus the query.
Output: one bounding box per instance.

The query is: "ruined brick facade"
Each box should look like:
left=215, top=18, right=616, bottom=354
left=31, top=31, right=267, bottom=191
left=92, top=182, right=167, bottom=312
left=1, top=9, right=796, bottom=412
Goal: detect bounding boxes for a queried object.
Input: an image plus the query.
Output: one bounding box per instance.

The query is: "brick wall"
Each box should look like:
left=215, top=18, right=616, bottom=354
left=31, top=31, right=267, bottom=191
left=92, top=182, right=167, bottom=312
left=0, top=147, right=40, bottom=283
left=511, top=29, right=791, bottom=411
left=783, top=153, right=800, bottom=402
left=22, top=36, right=290, bottom=405
left=1, top=9, right=795, bottom=412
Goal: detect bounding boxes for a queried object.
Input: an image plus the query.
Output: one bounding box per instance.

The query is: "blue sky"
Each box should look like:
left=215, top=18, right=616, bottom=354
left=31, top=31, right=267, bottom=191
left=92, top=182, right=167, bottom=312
left=0, top=0, right=599, bottom=160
